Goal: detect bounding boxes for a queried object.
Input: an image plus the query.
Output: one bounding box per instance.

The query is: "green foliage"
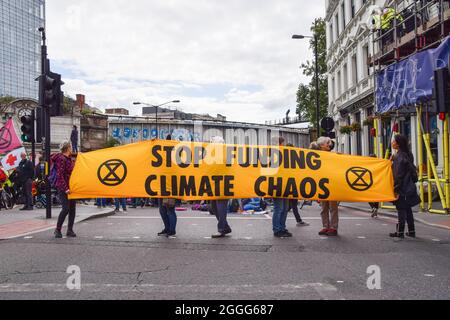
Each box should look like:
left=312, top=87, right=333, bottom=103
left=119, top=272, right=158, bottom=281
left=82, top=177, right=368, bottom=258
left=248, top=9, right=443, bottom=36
left=340, top=125, right=352, bottom=135
left=296, top=18, right=328, bottom=126
left=351, top=122, right=362, bottom=132
left=0, top=96, right=16, bottom=105
left=105, top=137, right=120, bottom=148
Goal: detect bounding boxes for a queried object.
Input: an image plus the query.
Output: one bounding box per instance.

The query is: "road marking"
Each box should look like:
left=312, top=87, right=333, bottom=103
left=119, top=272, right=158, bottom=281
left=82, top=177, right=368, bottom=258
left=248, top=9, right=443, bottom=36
left=424, top=274, right=435, bottom=277
left=109, top=216, right=370, bottom=221
left=357, top=236, right=366, bottom=239
left=336, top=281, right=344, bottom=284
left=94, top=236, right=103, bottom=239
left=244, top=237, right=253, bottom=240
left=431, top=239, right=441, bottom=242
left=133, top=236, right=141, bottom=239
left=356, top=224, right=362, bottom=226
left=203, top=237, right=212, bottom=239
left=23, top=236, right=33, bottom=239
left=0, top=283, right=340, bottom=297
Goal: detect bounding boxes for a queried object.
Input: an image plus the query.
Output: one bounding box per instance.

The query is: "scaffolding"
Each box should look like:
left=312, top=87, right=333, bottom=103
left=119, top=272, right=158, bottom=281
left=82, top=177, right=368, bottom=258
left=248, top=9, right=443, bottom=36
left=371, top=0, right=450, bottom=215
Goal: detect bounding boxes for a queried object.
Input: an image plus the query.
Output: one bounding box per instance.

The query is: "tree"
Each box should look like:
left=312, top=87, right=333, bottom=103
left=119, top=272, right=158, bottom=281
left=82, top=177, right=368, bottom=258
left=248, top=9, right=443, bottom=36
left=0, top=96, right=16, bottom=105
left=296, top=18, right=329, bottom=129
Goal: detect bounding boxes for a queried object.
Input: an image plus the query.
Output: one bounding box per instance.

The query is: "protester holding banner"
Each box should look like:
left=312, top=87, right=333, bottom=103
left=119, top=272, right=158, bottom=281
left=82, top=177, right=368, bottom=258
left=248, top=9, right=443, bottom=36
left=158, top=198, right=177, bottom=238
left=272, top=137, right=292, bottom=238
left=390, top=135, right=419, bottom=239
left=317, top=137, right=340, bottom=237
left=209, top=136, right=233, bottom=239
left=17, top=152, right=34, bottom=211
left=54, top=141, right=77, bottom=239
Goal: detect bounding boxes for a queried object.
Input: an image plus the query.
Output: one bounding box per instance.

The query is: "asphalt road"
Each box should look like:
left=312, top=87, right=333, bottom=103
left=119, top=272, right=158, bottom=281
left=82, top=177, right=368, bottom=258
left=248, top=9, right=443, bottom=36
left=0, top=203, right=449, bottom=300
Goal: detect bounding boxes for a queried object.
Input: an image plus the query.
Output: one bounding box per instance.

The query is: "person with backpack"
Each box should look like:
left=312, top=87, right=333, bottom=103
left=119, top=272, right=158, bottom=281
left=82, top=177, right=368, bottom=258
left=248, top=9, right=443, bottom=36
left=53, top=141, right=77, bottom=239
left=390, top=135, right=420, bottom=239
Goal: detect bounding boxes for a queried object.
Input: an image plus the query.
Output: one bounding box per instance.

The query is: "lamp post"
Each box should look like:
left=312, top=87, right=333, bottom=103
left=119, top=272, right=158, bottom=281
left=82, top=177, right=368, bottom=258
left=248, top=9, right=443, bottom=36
left=292, top=25, right=321, bottom=136
left=133, top=100, right=180, bottom=139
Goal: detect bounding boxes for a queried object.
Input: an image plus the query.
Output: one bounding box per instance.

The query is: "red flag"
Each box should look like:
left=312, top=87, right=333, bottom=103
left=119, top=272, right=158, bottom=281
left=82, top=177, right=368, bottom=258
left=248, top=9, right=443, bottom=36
left=0, top=118, right=23, bottom=155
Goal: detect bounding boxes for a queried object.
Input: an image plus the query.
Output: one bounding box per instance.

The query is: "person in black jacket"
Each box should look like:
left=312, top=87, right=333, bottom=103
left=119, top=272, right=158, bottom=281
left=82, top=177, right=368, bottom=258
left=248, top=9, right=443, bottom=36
left=390, top=135, right=419, bottom=238
left=17, top=152, right=35, bottom=211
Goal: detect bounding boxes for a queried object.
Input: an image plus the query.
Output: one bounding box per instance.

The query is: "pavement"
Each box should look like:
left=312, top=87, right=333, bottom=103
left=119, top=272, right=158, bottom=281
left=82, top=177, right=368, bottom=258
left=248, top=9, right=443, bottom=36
left=0, top=203, right=115, bottom=240
left=0, top=203, right=449, bottom=300
left=340, top=202, right=450, bottom=230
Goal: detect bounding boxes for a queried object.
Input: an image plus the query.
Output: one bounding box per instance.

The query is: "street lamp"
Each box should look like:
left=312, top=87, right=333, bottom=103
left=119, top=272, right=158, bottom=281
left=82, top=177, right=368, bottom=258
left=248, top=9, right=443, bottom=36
left=132, top=100, right=180, bottom=138
left=293, top=27, right=321, bottom=137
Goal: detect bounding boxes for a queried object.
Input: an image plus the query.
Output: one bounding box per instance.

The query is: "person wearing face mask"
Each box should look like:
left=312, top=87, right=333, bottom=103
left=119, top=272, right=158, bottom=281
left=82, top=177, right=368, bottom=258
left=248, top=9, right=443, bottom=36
left=316, top=137, right=339, bottom=237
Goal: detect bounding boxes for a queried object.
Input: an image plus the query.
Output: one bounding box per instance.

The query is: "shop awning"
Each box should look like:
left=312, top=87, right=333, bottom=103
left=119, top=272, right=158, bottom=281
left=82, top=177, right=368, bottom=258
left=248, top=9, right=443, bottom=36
left=376, top=36, right=450, bottom=114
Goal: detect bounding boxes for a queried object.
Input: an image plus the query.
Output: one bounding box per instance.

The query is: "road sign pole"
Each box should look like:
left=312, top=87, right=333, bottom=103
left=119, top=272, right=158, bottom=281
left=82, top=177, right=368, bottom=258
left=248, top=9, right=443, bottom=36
left=39, top=28, right=52, bottom=220
left=31, top=109, right=36, bottom=166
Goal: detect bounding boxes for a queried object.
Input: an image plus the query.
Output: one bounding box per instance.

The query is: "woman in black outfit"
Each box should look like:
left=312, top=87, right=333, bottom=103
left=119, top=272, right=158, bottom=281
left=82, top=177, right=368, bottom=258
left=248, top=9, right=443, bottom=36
left=390, top=135, right=420, bottom=239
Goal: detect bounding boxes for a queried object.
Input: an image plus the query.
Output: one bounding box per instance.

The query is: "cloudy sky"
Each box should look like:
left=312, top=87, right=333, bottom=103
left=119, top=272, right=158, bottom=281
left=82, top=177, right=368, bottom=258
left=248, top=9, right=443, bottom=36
left=46, top=1, right=324, bottom=123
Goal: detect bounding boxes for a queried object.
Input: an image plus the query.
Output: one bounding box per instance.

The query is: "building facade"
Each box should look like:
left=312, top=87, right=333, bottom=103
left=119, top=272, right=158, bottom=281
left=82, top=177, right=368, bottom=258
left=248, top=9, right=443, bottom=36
left=105, top=108, right=129, bottom=116
left=326, top=0, right=379, bottom=156
left=0, top=0, right=45, bottom=99
left=109, top=118, right=310, bottom=148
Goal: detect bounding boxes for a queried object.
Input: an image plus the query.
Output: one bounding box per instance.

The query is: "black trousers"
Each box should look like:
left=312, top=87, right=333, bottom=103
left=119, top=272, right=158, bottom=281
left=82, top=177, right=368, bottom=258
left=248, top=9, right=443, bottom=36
left=397, top=206, right=415, bottom=233
left=57, top=191, right=77, bottom=231
left=290, top=199, right=303, bottom=223
left=23, top=178, right=33, bottom=208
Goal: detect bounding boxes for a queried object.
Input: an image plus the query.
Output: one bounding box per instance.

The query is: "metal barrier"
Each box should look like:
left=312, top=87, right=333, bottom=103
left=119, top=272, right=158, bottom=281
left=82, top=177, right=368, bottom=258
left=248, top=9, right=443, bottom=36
left=374, top=108, right=450, bottom=214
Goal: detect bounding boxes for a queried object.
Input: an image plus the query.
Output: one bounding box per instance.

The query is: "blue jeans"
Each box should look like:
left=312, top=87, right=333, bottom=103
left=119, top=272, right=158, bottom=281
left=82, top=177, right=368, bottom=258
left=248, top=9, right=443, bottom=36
left=272, top=199, right=288, bottom=233
left=96, top=198, right=106, bottom=207
left=159, top=202, right=177, bottom=234
left=211, top=200, right=231, bottom=234
left=115, top=198, right=126, bottom=210
left=72, top=143, right=78, bottom=153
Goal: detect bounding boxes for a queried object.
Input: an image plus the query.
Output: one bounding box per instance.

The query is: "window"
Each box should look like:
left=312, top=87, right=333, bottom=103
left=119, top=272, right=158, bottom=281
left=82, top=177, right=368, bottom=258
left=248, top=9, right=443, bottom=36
left=331, top=77, right=335, bottom=101
left=367, top=107, right=375, bottom=155
left=335, top=14, right=339, bottom=36
left=362, top=45, right=370, bottom=78
left=330, top=22, right=334, bottom=45
left=343, top=63, right=348, bottom=92
left=337, top=71, right=341, bottom=97
left=351, top=0, right=356, bottom=18
left=351, top=54, right=358, bottom=86
left=347, top=116, right=352, bottom=155
left=355, top=112, right=362, bottom=155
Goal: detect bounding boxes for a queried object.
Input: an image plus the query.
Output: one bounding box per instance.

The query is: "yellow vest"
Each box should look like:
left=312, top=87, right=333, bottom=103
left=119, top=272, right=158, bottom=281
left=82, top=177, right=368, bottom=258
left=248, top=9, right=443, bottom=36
left=381, top=8, right=403, bottom=30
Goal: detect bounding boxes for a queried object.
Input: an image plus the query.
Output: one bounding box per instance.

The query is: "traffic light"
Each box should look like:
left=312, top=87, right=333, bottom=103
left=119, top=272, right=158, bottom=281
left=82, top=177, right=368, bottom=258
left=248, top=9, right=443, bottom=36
left=20, top=115, right=34, bottom=143
left=321, top=117, right=336, bottom=139
left=433, top=67, right=450, bottom=113
left=40, top=70, right=64, bottom=117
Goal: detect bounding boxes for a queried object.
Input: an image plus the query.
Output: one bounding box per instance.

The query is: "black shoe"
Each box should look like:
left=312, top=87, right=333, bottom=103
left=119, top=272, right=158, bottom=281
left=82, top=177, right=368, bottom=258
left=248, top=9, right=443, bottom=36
left=389, top=232, right=405, bottom=238
left=166, top=232, right=177, bottom=239
left=274, top=231, right=291, bottom=238
left=54, top=229, right=63, bottom=239
left=157, top=230, right=168, bottom=237
left=283, top=230, right=293, bottom=237
left=406, top=232, right=416, bottom=238
left=66, top=230, right=77, bottom=238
